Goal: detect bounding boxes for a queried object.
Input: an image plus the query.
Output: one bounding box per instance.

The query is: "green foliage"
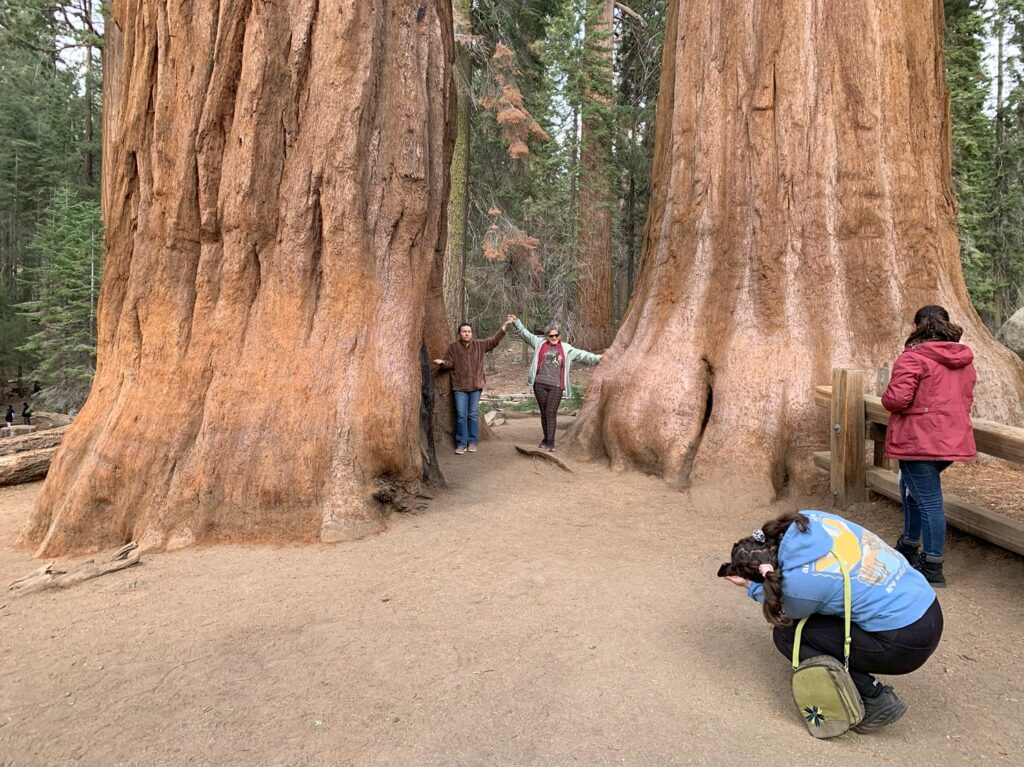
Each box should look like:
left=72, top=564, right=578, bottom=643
left=16, top=185, right=102, bottom=411
left=0, top=0, right=103, bottom=395
left=944, top=0, right=1024, bottom=327
left=946, top=0, right=999, bottom=317
left=464, top=0, right=666, bottom=337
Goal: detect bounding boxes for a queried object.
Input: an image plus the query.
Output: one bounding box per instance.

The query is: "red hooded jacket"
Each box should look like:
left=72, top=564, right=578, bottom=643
left=882, top=341, right=977, bottom=461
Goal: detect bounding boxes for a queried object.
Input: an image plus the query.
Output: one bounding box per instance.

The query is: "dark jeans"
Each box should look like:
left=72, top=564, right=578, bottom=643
left=773, top=599, right=943, bottom=696
left=453, top=389, right=482, bottom=448
left=899, top=460, right=952, bottom=559
left=533, top=383, right=562, bottom=447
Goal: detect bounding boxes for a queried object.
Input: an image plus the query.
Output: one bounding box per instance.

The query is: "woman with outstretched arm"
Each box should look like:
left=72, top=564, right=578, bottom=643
left=508, top=316, right=601, bottom=452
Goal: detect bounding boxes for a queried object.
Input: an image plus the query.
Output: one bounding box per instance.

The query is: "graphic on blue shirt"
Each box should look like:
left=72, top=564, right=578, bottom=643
left=746, top=511, right=935, bottom=632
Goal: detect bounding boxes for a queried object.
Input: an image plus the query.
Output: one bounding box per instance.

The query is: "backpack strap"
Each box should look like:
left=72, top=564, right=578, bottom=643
left=791, top=547, right=853, bottom=670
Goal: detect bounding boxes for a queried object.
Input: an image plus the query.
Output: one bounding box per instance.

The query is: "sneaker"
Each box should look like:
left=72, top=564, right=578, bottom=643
left=915, top=554, right=946, bottom=588
left=546, top=445, right=557, bottom=452
left=853, top=685, right=908, bottom=733
left=538, top=442, right=548, bottom=449
left=467, top=444, right=478, bottom=453
left=455, top=447, right=467, bottom=455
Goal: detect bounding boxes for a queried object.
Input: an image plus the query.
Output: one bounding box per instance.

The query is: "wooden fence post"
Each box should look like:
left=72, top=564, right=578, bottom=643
left=871, top=367, right=895, bottom=472
left=830, top=368, right=866, bottom=508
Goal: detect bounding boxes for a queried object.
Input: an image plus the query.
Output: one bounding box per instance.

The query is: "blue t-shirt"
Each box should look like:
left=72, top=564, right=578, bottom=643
left=747, top=511, right=935, bottom=632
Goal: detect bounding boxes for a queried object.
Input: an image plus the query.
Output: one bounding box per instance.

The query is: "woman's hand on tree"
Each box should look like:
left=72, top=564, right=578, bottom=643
left=432, top=359, right=445, bottom=366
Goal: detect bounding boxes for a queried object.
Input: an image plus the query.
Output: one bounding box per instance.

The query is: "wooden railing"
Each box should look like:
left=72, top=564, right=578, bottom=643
left=814, top=368, right=1024, bottom=556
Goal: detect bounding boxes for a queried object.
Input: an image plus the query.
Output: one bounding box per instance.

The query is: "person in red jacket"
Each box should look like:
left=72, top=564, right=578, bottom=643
left=882, top=305, right=976, bottom=587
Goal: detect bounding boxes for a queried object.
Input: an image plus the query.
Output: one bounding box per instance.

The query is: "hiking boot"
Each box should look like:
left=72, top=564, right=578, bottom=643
left=895, top=536, right=920, bottom=560
left=915, top=554, right=946, bottom=588
left=853, top=685, right=908, bottom=733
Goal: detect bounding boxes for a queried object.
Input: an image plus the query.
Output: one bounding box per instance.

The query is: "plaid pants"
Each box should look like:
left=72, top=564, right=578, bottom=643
left=533, top=383, right=562, bottom=447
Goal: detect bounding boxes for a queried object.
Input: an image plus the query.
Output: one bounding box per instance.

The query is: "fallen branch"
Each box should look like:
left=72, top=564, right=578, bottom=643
left=513, top=445, right=576, bottom=477
left=615, top=1, right=645, bottom=26
left=8, top=543, right=142, bottom=596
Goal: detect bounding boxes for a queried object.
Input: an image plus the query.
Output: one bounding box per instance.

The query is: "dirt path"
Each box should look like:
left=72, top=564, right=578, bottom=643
left=1, top=418, right=1022, bottom=766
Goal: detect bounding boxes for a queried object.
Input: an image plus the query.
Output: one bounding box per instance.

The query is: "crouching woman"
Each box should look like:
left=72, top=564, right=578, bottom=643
left=721, top=510, right=943, bottom=732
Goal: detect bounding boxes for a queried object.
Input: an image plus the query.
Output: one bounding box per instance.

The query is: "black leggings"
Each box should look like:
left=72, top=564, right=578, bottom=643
left=772, top=598, right=943, bottom=696
left=533, top=383, right=562, bottom=447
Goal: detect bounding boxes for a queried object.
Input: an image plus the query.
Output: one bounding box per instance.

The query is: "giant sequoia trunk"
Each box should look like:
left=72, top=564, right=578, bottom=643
left=23, top=0, right=455, bottom=556
left=572, top=0, right=1024, bottom=499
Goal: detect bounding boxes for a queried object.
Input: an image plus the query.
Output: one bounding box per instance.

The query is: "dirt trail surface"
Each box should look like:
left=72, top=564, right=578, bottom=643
left=1, top=419, right=1022, bottom=766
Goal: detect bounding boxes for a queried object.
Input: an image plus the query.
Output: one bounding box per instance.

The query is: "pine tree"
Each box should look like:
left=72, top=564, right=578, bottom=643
left=0, top=0, right=103, bottom=388
left=945, top=0, right=998, bottom=320
left=17, top=185, right=102, bottom=411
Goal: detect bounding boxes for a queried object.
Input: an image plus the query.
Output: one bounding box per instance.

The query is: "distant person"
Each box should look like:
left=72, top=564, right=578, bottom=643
left=720, top=509, right=943, bottom=733
left=4, top=405, right=13, bottom=427
left=882, top=305, right=976, bottom=587
left=21, top=402, right=32, bottom=426
left=509, top=317, right=601, bottom=452
left=433, top=316, right=516, bottom=455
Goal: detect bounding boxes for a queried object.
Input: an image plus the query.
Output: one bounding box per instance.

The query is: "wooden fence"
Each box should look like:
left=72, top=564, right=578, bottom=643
left=814, top=368, right=1024, bottom=556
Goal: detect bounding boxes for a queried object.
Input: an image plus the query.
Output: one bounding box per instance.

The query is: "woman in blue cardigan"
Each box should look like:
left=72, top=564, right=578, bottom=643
left=508, top=316, right=601, bottom=451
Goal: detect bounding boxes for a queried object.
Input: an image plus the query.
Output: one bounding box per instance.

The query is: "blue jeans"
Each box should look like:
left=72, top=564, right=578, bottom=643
left=899, top=460, right=952, bottom=559
left=453, top=389, right=482, bottom=448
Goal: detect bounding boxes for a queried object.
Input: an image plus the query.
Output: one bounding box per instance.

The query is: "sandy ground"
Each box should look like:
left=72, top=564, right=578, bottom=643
left=1, top=418, right=1023, bottom=767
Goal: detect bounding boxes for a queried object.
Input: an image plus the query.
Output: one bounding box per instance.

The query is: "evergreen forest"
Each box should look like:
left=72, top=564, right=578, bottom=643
left=1, top=0, right=1021, bottom=412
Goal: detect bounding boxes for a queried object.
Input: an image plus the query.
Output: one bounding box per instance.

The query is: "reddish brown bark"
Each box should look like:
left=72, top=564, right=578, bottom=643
left=23, top=0, right=455, bottom=555
left=571, top=0, right=1024, bottom=499
left=574, top=0, right=616, bottom=351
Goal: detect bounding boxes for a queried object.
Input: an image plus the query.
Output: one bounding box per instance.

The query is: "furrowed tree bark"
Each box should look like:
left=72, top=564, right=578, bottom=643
left=571, top=0, right=1024, bottom=500
left=574, top=0, right=616, bottom=351
left=23, top=0, right=455, bottom=556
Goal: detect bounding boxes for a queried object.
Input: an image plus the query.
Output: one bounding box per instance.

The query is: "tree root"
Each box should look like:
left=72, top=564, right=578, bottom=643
left=513, top=445, right=576, bottom=477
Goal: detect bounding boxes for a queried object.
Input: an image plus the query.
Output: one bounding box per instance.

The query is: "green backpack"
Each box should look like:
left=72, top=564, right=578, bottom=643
left=790, top=548, right=865, bottom=738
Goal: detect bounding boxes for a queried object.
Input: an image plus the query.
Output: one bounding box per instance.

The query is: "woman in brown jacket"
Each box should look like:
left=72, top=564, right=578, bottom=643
left=434, top=315, right=515, bottom=454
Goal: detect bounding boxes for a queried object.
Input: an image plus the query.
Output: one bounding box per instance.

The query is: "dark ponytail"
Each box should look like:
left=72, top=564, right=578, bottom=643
left=725, top=510, right=810, bottom=628
left=905, top=305, right=963, bottom=347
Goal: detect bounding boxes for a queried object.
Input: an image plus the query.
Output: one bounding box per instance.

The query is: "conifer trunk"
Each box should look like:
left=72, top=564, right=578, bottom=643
left=443, top=0, right=472, bottom=334
left=571, top=0, right=1024, bottom=499
left=574, top=0, right=616, bottom=350
left=24, top=0, right=455, bottom=555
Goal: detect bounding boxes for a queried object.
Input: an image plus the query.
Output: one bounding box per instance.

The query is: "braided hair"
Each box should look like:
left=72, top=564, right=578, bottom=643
left=726, top=510, right=809, bottom=628
left=905, top=305, right=963, bottom=347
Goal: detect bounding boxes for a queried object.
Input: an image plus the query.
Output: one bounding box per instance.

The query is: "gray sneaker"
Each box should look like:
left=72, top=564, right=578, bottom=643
left=853, top=685, right=908, bottom=733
